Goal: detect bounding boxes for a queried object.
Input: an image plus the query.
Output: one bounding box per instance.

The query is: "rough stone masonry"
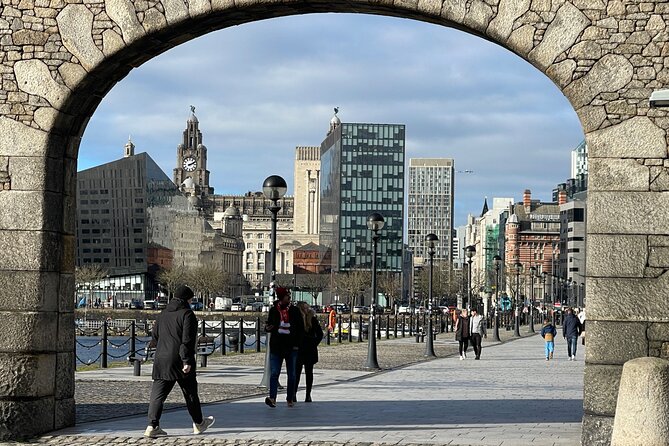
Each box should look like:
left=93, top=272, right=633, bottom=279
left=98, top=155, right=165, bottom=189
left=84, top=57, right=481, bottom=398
left=2, top=0, right=669, bottom=444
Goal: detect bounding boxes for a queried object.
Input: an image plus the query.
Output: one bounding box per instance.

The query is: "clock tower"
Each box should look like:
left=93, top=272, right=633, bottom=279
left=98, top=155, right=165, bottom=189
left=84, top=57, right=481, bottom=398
left=173, top=106, right=214, bottom=197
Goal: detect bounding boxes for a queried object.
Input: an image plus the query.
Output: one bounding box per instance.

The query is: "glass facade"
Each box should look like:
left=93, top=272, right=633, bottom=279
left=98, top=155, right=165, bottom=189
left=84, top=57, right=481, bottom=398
left=320, top=123, right=405, bottom=272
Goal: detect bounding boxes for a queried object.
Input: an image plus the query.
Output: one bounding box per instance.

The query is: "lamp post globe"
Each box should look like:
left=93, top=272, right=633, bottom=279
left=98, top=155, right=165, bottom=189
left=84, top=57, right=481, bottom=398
left=258, top=174, right=286, bottom=388
left=424, top=233, right=438, bottom=358
left=465, top=245, right=476, bottom=311
left=528, top=266, right=537, bottom=333
left=364, top=213, right=384, bottom=370
left=492, top=255, right=502, bottom=342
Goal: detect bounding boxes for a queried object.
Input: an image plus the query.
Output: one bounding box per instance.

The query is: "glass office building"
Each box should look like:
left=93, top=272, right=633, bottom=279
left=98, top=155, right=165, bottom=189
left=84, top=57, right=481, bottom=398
left=320, top=122, right=405, bottom=272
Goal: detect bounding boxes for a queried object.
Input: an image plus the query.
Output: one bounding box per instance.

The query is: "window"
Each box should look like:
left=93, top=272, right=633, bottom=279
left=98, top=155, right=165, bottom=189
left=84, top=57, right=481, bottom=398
left=258, top=243, right=264, bottom=250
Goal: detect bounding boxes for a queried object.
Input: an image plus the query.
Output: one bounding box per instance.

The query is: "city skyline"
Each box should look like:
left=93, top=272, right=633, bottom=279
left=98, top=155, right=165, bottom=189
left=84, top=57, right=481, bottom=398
left=78, top=13, right=584, bottom=227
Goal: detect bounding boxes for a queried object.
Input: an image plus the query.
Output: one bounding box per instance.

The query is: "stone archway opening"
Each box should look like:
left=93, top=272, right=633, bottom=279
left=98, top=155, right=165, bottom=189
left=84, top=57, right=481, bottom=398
left=1, top=3, right=666, bottom=446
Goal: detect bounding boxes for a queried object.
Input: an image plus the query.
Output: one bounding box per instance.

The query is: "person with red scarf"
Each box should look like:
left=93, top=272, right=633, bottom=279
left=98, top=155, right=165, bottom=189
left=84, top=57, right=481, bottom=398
left=264, top=287, right=304, bottom=407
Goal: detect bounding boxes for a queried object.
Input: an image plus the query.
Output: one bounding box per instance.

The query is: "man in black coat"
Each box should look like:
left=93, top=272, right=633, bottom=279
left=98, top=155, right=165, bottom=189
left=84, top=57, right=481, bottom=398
left=562, top=307, right=583, bottom=361
left=144, top=285, right=215, bottom=437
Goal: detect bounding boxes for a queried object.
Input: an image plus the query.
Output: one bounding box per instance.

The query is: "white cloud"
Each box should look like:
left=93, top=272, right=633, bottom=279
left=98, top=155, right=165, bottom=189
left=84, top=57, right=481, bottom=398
left=80, top=12, right=583, bottom=227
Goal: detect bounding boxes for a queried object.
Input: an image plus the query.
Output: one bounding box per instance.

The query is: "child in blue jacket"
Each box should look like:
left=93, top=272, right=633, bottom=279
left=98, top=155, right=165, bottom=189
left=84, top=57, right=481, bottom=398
left=540, top=318, right=557, bottom=361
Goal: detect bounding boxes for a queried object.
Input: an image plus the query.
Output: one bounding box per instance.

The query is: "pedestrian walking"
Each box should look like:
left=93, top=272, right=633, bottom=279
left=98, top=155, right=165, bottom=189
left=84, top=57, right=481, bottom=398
left=264, top=287, right=304, bottom=408
left=469, top=308, right=486, bottom=360
left=455, top=309, right=471, bottom=360
left=295, top=301, right=324, bottom=402
left=562, top=307, right=583, bottom=360
left=577, top=308, right=586, bottom=346
left=540, top=318, right=557, bottom=361
left=144, top=285, right=215, bottom=438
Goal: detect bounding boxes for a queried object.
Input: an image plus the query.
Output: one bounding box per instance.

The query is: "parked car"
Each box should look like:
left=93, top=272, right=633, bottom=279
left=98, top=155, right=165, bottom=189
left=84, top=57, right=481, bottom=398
left=261, top=304, right=271, bottom=313
left=353, top=305, right=369, bottom=314
left=245, top=302, right=263, bottom=312
left=398, top=305, right=411, bottom=314
left=190, top=299, right=203, bottom=311
left=231, top=303, right=243, bottom=312
left=129, top=298, right=144, bottom=309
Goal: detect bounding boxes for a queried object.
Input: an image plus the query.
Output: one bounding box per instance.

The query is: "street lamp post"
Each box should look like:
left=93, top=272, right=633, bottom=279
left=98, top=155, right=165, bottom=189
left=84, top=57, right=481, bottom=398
left=514, top=262, right=522, bottom=337
left=364, top=213, right=384, bottom=370
left=465, top=245, right=476, bottom=311
left=492, top=255, right=502, bottom=342
left=424, top=233, right=438, bottom=358
left=528, top=266, right=536, bottom=333
left=259, top=174, right=287, bottom=388
left=541, top=271, right=548, bottom=321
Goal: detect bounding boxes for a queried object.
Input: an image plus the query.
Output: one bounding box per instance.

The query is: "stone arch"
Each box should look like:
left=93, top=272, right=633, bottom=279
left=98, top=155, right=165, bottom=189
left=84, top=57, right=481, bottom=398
left=1, top=1, right=667, bottom=444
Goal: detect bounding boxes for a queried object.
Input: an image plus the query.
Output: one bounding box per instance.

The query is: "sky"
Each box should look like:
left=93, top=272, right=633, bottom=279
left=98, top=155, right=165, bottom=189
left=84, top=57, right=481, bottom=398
left=79, top=13, right=584, bottom=227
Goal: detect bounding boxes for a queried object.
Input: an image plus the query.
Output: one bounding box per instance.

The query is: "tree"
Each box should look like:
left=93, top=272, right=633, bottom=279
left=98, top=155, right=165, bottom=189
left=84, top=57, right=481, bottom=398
left=333, top=269, right=370, bottom=309
left=74, top=264, right=107, bottom=307
left=377, top=271, right=401, bottom=310
left=187, top=265, right=232, bottom=309
left=299, top=273, right=330, bottom=305
left=156, top=265, right=188, bottom=298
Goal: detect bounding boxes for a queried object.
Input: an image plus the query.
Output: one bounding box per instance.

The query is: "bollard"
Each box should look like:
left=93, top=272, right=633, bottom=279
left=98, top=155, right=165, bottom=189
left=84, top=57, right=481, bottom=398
left=256, top=317, right=261, bottom=353
left=221, top=317, right=226, bottom=355
left=133, top=357, right=141, bottom=376
left=129, top=321, right=136, bottom=365
left=409, top=313, right=413, bottom=336
left=200, top=350, right=208, bottom=368
left=348, top=315, right=353, bottom=342
left=393, top=315, right=397, bottom=338
left=337, top=314, right=342, bottom=343
left=358, top=315, right=363, bottom=342
left=239, top=317, right=244, bottom=354
left=385, top=315, right=390, bottom=339
left=101, top=321, right=108, bottom=368
left=326, top=328, right=331, bottom=345
left=402, top=314, right=406, bottom=337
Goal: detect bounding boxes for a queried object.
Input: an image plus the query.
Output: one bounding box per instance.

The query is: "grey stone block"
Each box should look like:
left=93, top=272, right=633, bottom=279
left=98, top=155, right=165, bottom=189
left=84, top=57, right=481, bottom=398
left=55, top=352, right=74, bottom=399
left=0, top=398, right=54, bottom=441
left=584, top=364, right=622, bottom=416
left=0, top=353, right=55, bottom=397
left=648, top=322, right=669, bottom=342
left=54, top=397, right=75, bottom=430
left=588, top=275, right=669, bottom=320
left=585, top=321, right=648, bottom=364
left=0, top=191, right=63, bottom=232
left=8, top=155, right=64, bottom=193
left=586, top=234, right=646, bottom=278
left=582, top=414, right=613, bottom=446
left=57, top=312, right=75, bottom=352
left=0, top=230, right=62, bottom=271
left=0, top=270, right=59, bottom=311
left=588, top=116, right=666, bottom=158
left=0, top=311, right=58, bottom=352
left=611, top=357, right=669, bottom=445
left=588, top=158, right=649, bottom=192
left=58, top=273, right=74, bottom=312
left=589, top=191, right=669, bottom=234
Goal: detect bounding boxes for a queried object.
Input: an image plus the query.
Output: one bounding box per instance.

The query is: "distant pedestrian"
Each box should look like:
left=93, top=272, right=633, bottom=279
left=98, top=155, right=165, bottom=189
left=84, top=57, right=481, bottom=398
left=295, top=301, right=324, bottom=402
left=264, top=287, right=304, bottom=408
left=455, top=309, right=471, bottom=360
left=144, top=285, right=215, bottom=438
left=577, top=308, right=586, bottom=346
left=469, top=308, right=487, bottom=360
left=562, top=308, right=582, bottom=361
left=540, top=318, right=557, bottom=361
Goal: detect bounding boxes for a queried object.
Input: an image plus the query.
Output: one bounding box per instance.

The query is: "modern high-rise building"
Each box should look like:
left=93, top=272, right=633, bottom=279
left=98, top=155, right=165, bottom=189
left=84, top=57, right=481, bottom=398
left=407, top=158, right=454, bottom=263
left=570, top=140, right=588, bottom=178
left=319, top=112, right=405, bottom=272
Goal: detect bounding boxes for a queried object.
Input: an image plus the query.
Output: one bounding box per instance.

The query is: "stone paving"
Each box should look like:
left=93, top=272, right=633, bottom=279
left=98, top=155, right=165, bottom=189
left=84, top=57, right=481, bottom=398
left=4, top=329, right=583, bottom=445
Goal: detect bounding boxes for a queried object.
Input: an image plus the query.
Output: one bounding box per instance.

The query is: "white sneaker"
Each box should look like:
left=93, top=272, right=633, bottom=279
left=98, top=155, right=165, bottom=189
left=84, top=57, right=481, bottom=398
left=193, top=416, right=215, bottom=435
left=144, top=426, right=167, bottom=438
left=463, top=351, right=467, bottom=358
left=459, top=355, right=464, bottom=360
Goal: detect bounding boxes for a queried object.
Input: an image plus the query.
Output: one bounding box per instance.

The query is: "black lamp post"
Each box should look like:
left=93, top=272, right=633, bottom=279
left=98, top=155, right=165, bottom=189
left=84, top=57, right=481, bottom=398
left=541, top=271, right=548, bottom=320
left=259, top=174, right=287, bottom=388
left=513, top=262, right=522, bottom=337
left=424, top=233, right=438, bottom=358
left=465, top=245, right=476, bottom=310
left=364, top=212, right=384, bottom=370
left=528, top=266, right=536, bottom=333
left=492, top=255, right=502, bottom=342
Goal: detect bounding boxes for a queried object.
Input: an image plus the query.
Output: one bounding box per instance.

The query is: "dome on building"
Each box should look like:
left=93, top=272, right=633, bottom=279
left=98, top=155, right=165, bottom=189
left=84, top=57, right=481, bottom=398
left=328, top=107, right=341, bottom=135
left=188, top=112, right=198, bottom=123
left=223, top=205, right=240, bottom=218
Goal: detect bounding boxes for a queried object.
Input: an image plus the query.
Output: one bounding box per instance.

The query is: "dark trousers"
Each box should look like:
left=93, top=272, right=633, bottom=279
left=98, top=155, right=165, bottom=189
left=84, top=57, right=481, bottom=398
left=471, top=333, right=482, bottom=358
left=148, top=374, right=203, bottom=428
left=458, top=338, right=469, bottom=355
left=295, top=361, right=314, bottom=400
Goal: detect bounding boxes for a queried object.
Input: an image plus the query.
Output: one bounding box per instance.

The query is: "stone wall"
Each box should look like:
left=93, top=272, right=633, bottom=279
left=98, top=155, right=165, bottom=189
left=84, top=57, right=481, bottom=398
left=1, top=0, right=669, bottom=443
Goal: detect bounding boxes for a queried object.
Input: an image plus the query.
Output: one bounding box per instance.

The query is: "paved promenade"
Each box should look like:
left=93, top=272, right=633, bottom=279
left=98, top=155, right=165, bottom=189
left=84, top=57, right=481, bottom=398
left=26, top=333, right=583, bottom=446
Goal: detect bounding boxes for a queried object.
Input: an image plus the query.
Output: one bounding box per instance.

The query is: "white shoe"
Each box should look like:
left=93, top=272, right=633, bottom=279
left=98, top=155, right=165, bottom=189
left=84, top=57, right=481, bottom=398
left=144, top=426, right=167, bottom=438
left=463, top=351, right=467, bottom=358
left=459, top=355, right=464, bottom=360
left=193, top=416, right=215, bottom=435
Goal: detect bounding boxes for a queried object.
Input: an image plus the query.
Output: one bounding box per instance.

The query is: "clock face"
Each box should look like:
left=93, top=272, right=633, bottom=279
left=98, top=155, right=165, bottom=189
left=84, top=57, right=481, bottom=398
left=182, top=157, right=197, bottom=172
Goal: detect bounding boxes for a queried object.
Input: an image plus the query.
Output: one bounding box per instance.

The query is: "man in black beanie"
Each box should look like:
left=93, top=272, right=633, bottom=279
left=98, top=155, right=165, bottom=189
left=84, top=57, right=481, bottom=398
left=144, top=285, right=215, bottom=437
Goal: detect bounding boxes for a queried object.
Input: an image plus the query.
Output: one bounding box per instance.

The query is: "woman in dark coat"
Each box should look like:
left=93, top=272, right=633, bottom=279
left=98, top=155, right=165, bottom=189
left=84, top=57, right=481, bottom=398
left=295, top=301, right=324, bottom=402
left=455, top=308, right=471, bottom=360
